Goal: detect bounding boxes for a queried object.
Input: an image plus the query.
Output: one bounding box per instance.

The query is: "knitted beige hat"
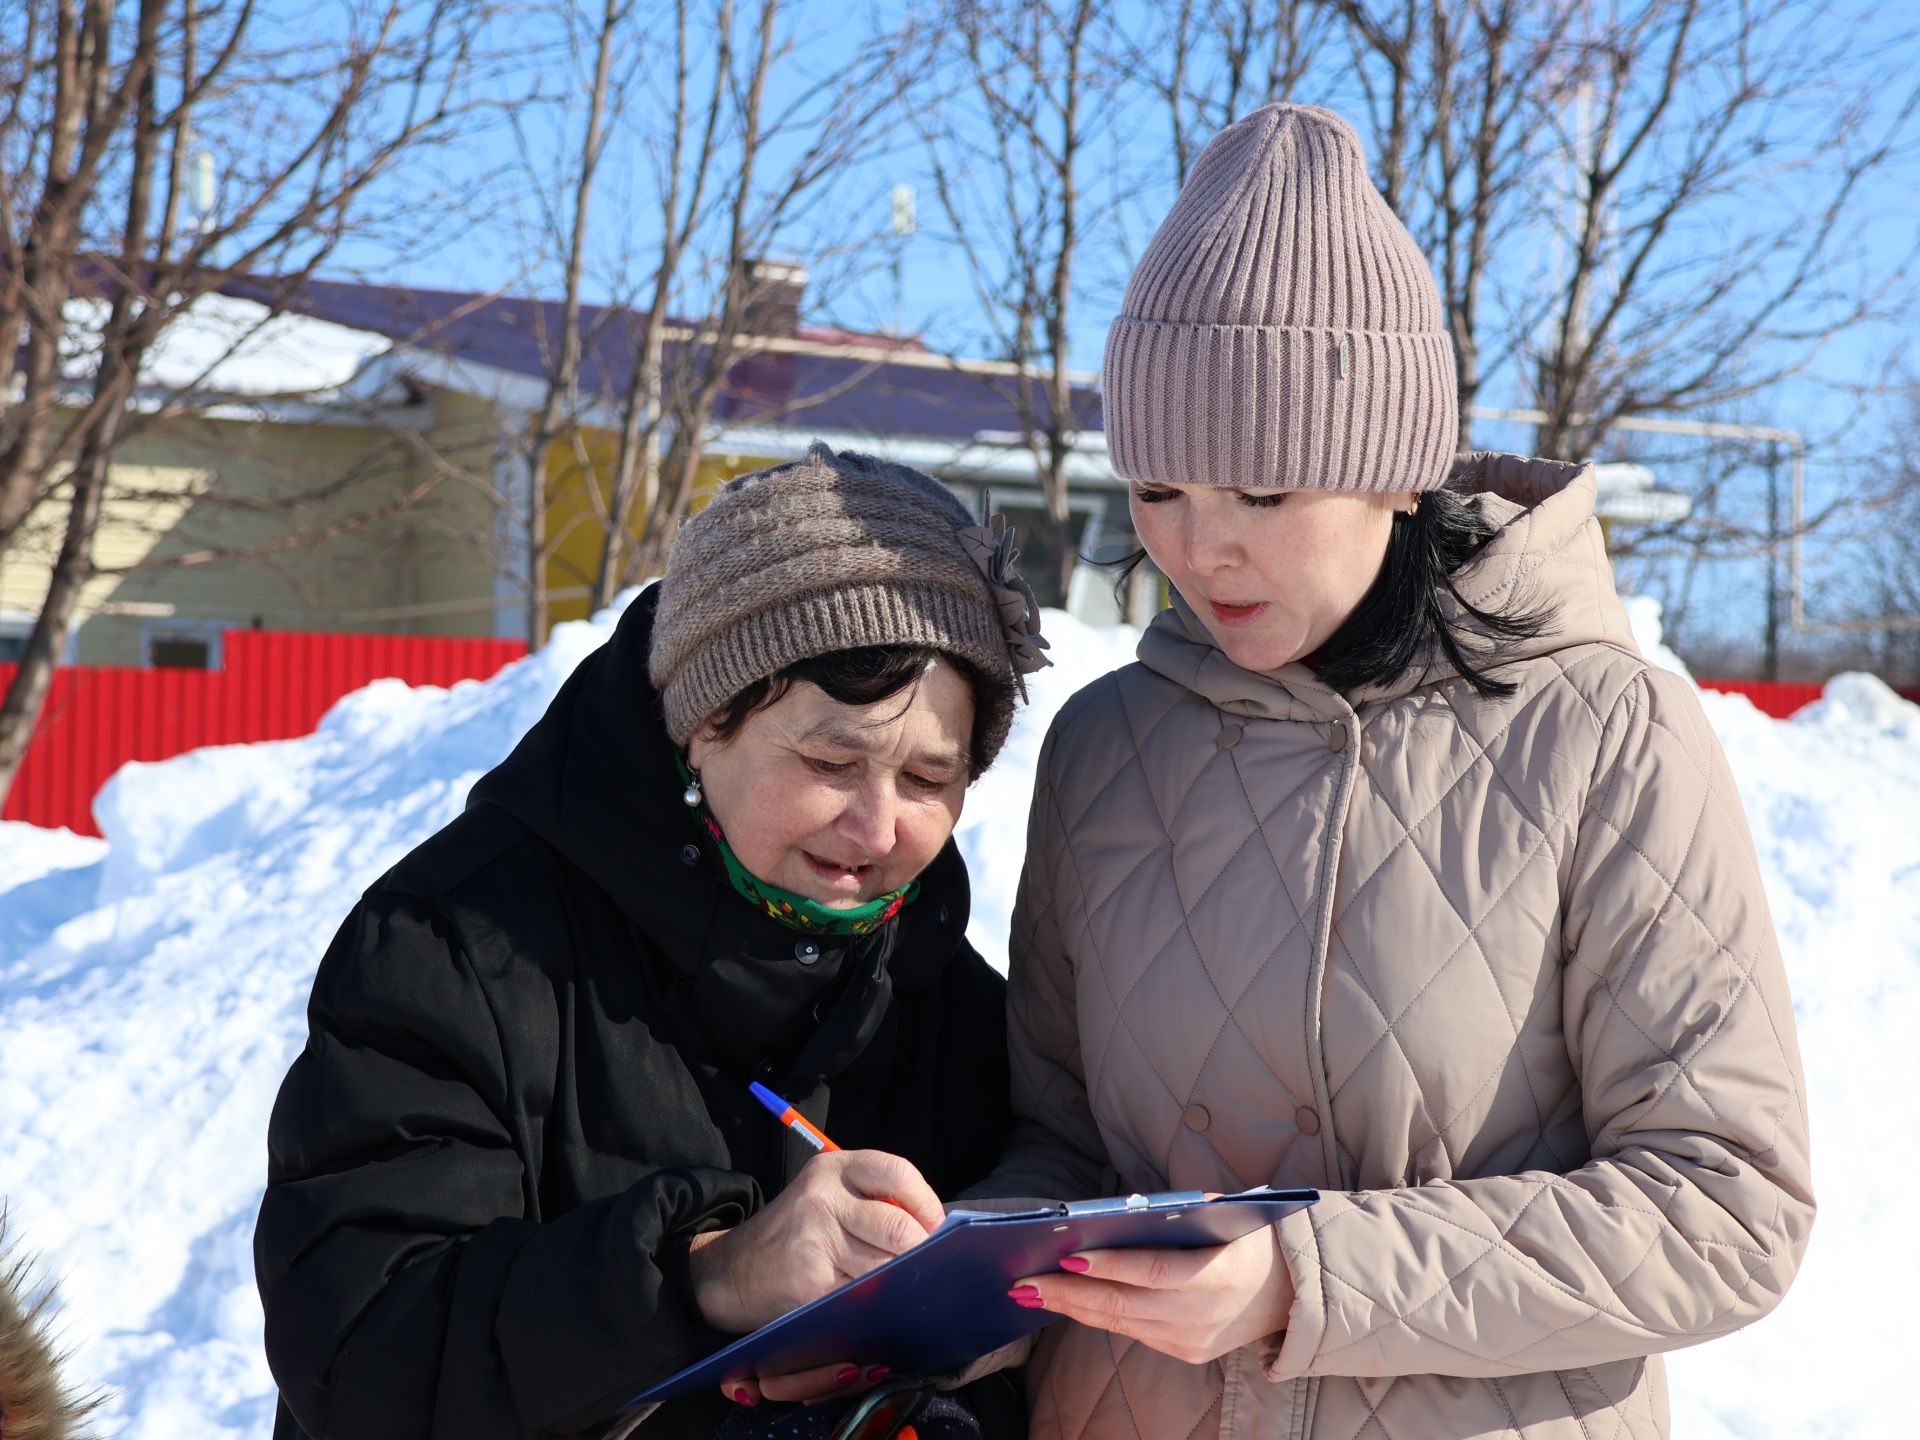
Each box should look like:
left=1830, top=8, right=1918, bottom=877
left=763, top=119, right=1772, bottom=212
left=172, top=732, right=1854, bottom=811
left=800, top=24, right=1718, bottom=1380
left=648, top=441, right=1049, bottom=768
left=1103, top=103, right=1458, bottom=493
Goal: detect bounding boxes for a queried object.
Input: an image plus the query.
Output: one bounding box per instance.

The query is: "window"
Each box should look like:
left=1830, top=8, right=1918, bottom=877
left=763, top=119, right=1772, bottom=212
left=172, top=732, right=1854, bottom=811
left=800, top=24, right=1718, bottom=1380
left=150, top=634, right=213, bottom=669
left=141, top=621, right=224, bottom=670
left=0, top=613, right=32, bottom=665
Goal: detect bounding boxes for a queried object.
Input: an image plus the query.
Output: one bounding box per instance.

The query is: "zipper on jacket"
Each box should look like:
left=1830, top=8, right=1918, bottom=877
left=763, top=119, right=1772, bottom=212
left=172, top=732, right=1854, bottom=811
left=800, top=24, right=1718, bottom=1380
left=1302, top=713, right=1362, bottom=1191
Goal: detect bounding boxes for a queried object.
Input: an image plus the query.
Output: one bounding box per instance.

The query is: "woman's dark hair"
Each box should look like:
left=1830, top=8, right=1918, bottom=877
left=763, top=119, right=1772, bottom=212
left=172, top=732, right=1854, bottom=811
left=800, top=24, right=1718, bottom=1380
left=1097, top=487, right=1552, bottom=699
left=702, top=646, right=1015, bottom=779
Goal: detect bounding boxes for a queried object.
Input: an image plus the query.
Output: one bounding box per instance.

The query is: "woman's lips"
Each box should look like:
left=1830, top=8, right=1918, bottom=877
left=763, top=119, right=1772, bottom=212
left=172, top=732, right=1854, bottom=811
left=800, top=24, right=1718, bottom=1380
left=803, top=852, right=873, bottom=888
left=1208, top=599, right=1269, bottom=626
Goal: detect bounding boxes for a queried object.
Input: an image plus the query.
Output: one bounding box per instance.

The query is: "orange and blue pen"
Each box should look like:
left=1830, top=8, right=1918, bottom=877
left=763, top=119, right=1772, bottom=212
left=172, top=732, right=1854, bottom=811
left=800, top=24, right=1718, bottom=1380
left=749, top=1081, right=842, bottom=1153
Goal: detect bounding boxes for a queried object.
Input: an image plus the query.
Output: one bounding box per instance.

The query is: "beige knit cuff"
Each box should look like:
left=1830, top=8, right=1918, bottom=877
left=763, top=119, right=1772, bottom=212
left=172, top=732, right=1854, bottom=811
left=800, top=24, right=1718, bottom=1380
left=1103, top=317, right=1457, bottom=493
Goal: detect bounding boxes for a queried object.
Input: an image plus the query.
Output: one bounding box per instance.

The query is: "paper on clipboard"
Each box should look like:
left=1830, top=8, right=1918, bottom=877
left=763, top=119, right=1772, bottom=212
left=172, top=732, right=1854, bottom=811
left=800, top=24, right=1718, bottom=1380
left=627, top=1184, right=1317, bottom=1407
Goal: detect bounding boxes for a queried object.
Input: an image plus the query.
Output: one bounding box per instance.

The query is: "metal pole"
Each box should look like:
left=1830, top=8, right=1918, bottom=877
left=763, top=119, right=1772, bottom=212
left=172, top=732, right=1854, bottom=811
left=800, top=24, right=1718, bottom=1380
left=1763, top=441, right=1780, bottom=681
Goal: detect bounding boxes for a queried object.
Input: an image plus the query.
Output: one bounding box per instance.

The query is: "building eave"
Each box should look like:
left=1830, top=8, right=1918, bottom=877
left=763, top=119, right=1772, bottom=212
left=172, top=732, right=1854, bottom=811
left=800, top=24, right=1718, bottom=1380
left=706, top=421, right=1123, bottom=487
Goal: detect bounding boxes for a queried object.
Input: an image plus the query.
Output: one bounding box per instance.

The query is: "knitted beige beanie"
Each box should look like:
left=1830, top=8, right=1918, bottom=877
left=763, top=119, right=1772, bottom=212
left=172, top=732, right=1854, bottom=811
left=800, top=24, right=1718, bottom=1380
left=648, top=441, right=1049, bottom=769
left=1103, top=103, right=1458, bottom=493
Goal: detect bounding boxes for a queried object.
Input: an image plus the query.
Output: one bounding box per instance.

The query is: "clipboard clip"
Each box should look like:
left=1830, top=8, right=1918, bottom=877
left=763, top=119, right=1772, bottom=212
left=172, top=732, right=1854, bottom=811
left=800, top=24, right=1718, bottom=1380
left=1060, top=1189, right=1208, bottom=1218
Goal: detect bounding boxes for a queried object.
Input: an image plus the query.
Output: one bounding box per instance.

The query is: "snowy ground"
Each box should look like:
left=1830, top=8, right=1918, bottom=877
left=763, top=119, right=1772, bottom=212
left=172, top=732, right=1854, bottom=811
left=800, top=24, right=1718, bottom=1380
left=0, top=595, right=1914, bottom=1438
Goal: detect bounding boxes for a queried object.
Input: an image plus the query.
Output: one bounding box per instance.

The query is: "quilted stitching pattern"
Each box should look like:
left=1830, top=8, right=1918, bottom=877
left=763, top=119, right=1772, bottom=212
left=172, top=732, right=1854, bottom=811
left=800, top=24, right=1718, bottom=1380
left=979, top=466, right=1812, bottom=1440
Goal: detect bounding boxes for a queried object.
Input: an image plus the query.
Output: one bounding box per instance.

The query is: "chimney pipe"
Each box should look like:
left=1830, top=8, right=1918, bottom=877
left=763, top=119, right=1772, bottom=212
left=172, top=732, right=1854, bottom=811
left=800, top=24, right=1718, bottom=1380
left=742, top=257, right=807, bottom=338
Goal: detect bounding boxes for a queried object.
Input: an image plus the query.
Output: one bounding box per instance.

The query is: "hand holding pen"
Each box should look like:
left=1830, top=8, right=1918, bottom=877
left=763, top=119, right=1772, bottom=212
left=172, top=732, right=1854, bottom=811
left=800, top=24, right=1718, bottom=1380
left=684, top=1113, right=940, bottom=1333
left=682, top=1083, right=943, bottom=1405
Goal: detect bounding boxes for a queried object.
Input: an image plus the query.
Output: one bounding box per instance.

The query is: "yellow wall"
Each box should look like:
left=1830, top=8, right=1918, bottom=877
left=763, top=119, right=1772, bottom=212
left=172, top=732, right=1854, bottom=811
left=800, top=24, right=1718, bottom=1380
left=541, top=435, right=779, bottom=627
left=4, top=400, right=503, bottom=665
left=0, top=461, right=213, bottom=630
left=1, top=395, right=794, bottom=667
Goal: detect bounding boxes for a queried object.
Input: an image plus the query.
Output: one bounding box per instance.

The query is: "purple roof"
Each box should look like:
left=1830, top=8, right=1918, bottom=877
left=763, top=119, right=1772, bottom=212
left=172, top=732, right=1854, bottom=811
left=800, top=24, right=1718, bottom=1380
left=219, top=275, right=1105, bottom=442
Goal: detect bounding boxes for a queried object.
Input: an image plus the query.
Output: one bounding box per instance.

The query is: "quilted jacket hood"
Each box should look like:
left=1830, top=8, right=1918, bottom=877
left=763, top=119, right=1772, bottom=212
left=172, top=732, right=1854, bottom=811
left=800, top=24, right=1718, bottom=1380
left=971, top=448, right=1812, bottom=1440
left=1138, top=453, right=1638, bottom=717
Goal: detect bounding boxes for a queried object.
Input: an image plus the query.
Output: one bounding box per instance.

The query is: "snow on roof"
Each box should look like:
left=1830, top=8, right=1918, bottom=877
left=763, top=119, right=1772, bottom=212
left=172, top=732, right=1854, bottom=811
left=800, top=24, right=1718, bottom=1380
left=60, top=291, right=394, bottom=399
left=217, top=274, right=1104, bottom=443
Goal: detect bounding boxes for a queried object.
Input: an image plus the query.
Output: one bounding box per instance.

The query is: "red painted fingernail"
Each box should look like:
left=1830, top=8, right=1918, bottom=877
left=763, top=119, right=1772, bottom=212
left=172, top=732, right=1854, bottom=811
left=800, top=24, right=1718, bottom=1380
left=732, top=1388, right=756, bottom=1407
left=836, top=1366, right=861, bottom=1386
left=1016, top=1296, right=1047, bottom=1309
left=865, top=1365, right=891, bottom=1384
left=1059, top=1256, right=1090, bottom=1273
left=1008, top=1285, right=1040, bottom=1300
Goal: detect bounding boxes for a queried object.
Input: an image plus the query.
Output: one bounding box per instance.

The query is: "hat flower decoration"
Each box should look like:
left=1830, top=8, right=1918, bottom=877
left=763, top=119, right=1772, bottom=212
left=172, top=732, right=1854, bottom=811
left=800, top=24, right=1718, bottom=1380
left=955, top=510, right=1052, bottom=696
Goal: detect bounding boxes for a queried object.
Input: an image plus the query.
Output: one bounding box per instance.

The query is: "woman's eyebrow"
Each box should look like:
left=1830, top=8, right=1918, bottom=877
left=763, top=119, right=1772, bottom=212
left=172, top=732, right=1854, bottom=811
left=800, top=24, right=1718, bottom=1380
left=911, top=746, right=970, bottom=781
left=798, top=718, right=875, bottom=752
left=798, top=718, right=968, bottom=777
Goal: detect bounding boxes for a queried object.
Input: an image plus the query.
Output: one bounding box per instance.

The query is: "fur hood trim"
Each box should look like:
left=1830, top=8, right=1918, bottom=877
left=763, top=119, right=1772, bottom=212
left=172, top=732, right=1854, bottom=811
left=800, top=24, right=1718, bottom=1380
left=0, top=1212, right=99, bottom=1440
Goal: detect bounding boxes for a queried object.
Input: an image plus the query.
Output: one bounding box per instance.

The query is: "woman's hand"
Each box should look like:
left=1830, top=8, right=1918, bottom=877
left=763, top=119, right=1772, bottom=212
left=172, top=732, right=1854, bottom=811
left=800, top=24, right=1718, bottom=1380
left=1007, top=1224, right=1295, bottom=1366
left=687, top=1149, right=943, bottom=1336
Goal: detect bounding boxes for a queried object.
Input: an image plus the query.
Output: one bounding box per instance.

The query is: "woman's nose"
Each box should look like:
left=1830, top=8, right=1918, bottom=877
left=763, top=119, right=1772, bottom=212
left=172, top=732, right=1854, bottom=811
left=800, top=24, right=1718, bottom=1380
left=837, top=781, right=897, bottom=857
left=1183, top=502, right=1240, bottom=574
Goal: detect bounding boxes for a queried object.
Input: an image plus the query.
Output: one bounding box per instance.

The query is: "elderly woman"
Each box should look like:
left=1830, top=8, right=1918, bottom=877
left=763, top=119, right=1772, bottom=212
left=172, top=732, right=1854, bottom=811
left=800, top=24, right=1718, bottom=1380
left=254, top=444, right=1047, bottom=1440
left=981, top=105, right=1814, bottom=1439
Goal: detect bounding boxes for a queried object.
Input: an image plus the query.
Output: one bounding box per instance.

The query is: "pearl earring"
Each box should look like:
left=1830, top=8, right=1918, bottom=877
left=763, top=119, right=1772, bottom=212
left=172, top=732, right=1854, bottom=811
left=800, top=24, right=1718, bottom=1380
left=682, top=772, right=703, bottom=808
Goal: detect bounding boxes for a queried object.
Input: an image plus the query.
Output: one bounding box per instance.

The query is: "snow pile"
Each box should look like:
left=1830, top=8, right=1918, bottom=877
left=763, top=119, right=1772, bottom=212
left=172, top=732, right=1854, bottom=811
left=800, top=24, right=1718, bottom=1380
left=1, top=597, right=1915, bottom=1439
left=1665, top=670, right=1920, bottom=1440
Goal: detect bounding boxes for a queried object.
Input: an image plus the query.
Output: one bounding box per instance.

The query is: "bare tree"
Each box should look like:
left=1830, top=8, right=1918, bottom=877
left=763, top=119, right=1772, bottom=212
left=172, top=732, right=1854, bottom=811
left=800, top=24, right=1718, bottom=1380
left=1511, top=0, right=1920, bottom=461
left=494, top=0, right=935, bottom=636
left=593, top=0, right=723, bottom=613
left=1144, top=2, right=1919, bottom=471
left=1129, top=0, right=1339, bottom=191
left=0, top=0, right=498, bottom=807
left=921, top=0, right=1118, bottom=603
left=515, top=0, right=623, bottom=646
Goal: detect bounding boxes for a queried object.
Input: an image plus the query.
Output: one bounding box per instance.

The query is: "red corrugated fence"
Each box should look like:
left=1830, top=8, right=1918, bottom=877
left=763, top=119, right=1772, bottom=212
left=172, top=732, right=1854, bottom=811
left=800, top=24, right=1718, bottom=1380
left=1, top=629, right=527, bottom=836
left=1701, top=678, right=1920, bottom=719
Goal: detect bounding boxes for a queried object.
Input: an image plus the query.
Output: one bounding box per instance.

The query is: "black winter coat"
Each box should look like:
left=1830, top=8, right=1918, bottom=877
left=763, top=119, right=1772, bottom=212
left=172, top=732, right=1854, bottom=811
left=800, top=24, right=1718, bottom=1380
left=253, top=586, right=1017, bottom=1440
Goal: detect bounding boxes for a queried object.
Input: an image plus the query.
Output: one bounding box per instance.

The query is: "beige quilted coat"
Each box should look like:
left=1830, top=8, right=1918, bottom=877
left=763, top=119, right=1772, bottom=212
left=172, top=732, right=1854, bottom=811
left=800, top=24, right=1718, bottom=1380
left=978, top=454, right=1814, bottom=1439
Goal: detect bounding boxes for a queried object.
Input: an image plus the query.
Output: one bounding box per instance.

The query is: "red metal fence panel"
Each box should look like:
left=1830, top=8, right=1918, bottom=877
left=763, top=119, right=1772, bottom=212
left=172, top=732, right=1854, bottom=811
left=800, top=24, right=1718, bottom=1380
left=1699, top=680, right=1826, bottom=719
left=1, top=630, right=528, bottom=836
left=1698, top=678, right=1920, bottom=718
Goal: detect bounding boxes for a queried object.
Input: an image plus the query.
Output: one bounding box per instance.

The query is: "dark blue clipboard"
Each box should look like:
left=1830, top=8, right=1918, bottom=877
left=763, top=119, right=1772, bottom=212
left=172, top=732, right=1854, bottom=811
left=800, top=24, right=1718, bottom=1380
left=628, top=1185, right=1317, bottom=1406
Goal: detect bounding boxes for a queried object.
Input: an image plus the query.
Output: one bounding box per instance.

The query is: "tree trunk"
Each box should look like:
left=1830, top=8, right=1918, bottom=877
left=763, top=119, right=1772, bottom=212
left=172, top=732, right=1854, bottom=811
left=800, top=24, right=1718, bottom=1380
left=0, top=444, right=108, bottom=808
left=597, top=317, right=667, bottom=608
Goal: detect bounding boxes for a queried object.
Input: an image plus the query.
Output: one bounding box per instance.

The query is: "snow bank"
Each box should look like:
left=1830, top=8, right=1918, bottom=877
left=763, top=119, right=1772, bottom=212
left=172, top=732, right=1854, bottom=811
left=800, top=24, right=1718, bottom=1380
left=0, top=597, right=1914, bottom=1439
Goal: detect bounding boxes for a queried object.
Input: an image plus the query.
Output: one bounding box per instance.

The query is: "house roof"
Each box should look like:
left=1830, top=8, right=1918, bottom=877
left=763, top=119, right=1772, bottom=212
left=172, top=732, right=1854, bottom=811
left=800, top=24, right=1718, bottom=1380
left=217, top=274, right=1107, bottom=446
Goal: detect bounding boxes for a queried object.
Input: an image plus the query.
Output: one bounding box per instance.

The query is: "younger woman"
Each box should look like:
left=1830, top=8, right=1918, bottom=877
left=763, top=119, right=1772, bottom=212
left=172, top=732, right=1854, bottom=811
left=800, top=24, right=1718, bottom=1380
left=984, top=104, right=1813, bottom=1440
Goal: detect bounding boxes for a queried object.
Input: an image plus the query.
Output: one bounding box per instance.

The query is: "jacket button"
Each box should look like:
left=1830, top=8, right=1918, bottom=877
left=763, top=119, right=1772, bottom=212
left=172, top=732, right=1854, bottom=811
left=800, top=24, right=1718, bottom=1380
left=794, top=940, right=821, bottom=965
left=1294, top=1105, right=1322, bottom=1136
left=1328, top=726, right=1348, bottom=753
left=1215, top=724, right=1242, bottom=750
left=1181, top=1103, right=1211, bottom=1133
left=678, top=843, right=701, bottom=866
left=937, top=905, right=949, bottom=925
